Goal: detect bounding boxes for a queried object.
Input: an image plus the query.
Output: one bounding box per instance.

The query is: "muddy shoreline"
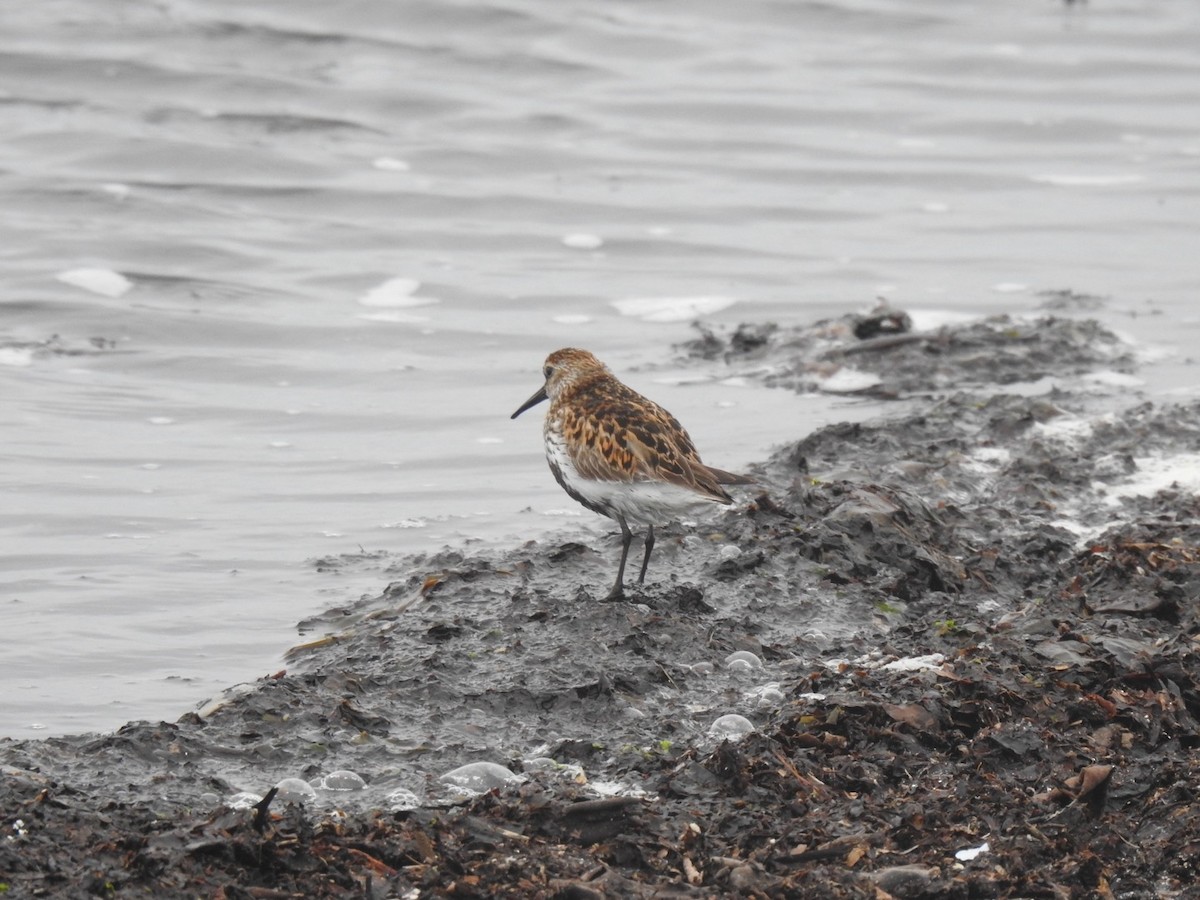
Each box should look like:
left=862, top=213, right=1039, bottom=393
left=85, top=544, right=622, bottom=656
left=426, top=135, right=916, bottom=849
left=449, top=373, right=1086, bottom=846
left=3, top=304, right=1199, bottom=898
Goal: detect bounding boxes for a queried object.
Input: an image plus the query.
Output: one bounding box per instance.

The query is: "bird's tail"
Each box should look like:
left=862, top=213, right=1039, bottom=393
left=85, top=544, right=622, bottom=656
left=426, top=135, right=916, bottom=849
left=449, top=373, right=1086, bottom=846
left=705, top=465, right=757, bottom=486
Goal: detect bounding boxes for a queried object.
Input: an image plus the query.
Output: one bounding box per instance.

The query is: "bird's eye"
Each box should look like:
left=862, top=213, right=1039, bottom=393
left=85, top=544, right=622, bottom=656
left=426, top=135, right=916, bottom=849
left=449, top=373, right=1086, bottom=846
left=543, top=365, right=554, bottom=379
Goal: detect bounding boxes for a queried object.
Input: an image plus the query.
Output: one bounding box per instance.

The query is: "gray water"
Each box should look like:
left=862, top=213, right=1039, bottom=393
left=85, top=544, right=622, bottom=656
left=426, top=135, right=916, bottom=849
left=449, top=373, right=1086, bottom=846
left=2, top=0, right=1198, bottom=737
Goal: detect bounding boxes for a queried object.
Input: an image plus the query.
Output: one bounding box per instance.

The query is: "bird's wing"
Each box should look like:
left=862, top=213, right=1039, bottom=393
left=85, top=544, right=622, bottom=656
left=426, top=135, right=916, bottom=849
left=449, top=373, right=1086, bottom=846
left=625, top=422, right=733, bottom=503
left=562, top=392, right=732, bottom=503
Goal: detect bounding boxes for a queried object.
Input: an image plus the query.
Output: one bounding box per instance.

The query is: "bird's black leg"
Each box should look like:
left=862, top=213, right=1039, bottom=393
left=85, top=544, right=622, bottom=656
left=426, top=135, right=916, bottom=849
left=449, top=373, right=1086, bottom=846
left=606, top=515, right=633, bottom=600
left=637, top=524, right=655, bottom=584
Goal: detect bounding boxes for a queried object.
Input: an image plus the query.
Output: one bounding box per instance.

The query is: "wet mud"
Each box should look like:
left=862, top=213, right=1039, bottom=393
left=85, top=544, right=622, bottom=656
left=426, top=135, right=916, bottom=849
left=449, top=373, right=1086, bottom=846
left=4, top=303, right=1199, bottom=898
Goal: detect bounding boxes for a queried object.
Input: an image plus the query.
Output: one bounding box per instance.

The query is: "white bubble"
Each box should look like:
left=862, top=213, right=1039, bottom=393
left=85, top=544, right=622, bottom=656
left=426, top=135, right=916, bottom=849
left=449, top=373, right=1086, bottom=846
left=385, top=787, right=421, bottom=811
left=612, top=295, right=738, bottom=323
left=708, top=714, right=755, bottom=739
left=562, top=233, right=604, bottom=250
left=588, top=780, right=652, bottom=799
left=373, top=157, right=411, bottom=171
left=439, top=762, right=523, bottom=797
left=57, top=268, right=132, bottom=298
left=725, top=650, right=763, bottom=669
left=357, top=310, right=432, bottom=323
left=0, top=348, right=35, bottom=367
left=273, top=777, right=318, bottom=804
left=1030, top=173, right=1144, bottom=187
left=747, top=682, right=785, bottom=707
left=358, top=277, right=437, bottom=308
left=881, top=653, right=946, bottom=673
left=320, top=770, right=367, bottom=792
left=383, top=517, right=426, bottom=529
left=226, top=791, right=263, bottom=810
left=819, top=368, right=883, bottom=394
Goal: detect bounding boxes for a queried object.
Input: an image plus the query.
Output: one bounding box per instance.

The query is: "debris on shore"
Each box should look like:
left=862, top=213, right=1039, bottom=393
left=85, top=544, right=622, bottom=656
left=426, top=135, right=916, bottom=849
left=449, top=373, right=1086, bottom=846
left=3, top=303, right=1197, bottom=898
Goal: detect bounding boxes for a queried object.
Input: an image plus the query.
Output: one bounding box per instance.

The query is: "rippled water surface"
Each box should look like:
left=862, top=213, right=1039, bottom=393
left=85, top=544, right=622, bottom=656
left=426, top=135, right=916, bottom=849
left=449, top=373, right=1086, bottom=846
left=3, top=0, right=1198, bottom=736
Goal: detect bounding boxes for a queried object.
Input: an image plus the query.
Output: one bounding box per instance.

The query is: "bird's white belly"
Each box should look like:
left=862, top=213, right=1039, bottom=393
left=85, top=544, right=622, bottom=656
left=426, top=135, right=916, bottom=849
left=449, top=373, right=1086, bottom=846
left=578, top=478, right=717, bottom=525
left=545, top=429, right=719, bottom=526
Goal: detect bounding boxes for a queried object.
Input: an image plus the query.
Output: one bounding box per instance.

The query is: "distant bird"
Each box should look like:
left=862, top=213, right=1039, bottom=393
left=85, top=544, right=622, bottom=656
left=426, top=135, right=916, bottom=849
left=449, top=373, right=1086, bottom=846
left=512, top=348, right=753, bottom=599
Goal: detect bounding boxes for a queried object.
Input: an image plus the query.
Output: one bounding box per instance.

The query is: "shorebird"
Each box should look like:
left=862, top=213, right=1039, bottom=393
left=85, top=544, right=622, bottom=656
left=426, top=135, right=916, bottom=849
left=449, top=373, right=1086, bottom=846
left=512, top=348, right=753, bottom=599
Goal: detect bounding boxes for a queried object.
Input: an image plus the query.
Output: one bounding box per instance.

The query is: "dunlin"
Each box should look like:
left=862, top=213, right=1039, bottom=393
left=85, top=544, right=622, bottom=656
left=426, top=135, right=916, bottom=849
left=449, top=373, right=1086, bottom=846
left=512, top=348, right=753, bottom=599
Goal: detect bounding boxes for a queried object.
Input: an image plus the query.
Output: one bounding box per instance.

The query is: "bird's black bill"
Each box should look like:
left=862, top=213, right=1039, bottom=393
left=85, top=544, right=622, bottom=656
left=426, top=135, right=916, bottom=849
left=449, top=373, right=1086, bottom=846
left=511, top=385, right=549, bottom=419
